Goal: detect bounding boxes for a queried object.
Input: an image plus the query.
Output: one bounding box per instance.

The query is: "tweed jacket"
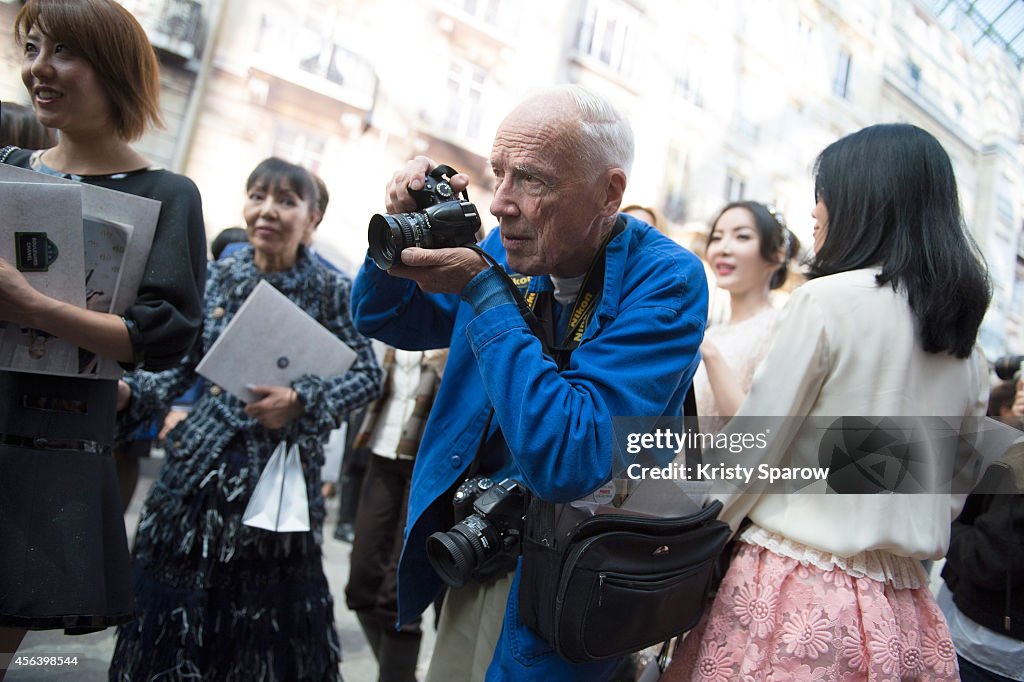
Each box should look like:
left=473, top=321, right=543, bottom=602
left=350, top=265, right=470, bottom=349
left=124, top=246, right=383, bottom=537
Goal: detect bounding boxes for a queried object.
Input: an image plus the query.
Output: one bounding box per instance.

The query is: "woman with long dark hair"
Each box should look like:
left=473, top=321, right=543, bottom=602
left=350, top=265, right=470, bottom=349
left=664, top=123, right=991, bottom=680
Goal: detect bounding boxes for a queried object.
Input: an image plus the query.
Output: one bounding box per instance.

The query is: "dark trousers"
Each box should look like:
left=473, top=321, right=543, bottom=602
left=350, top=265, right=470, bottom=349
left=958, top=655, right=1018, bottom=682
left=345, top=454, right=421, bottom=681
left=337, top=410, right=368, bottom=526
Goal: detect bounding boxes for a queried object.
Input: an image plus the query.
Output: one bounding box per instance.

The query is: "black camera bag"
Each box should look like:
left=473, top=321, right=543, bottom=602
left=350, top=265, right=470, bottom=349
left=518, top=496, right=730, bottom=664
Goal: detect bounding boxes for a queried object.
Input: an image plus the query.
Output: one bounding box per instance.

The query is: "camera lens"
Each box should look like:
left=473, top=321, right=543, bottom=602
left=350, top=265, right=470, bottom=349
left=426, top=516, right=497, bottom=588
left=368, top=212, right=427, bottom=270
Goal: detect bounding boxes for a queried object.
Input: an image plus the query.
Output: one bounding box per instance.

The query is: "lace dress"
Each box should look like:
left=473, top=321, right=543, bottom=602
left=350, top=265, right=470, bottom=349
left=694, top=307, right=778, bottom=434
left=662, top=528, right=958, bottom=681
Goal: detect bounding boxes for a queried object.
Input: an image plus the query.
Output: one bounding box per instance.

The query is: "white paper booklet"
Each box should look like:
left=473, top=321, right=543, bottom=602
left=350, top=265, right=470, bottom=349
left=0, top=181, right=87, bottom=376
left=0, top=164, right=161, bottom=379
left=196, top=280, right=357, bottom=403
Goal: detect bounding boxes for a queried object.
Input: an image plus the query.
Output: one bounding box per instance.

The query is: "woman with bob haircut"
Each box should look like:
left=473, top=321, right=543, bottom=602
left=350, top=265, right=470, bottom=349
left=663, top=123, right=990, bottom=680
left=109, top=157, right=381, bottom=681
left=0, top=0, right=205, bottom=671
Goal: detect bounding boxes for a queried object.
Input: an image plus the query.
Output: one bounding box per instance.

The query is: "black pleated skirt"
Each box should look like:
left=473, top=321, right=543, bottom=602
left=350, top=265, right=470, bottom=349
left=0, top=371, right=133, bottom=632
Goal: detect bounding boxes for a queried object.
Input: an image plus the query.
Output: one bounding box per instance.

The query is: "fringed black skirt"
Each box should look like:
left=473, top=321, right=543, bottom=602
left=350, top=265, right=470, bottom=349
left=0, top=372, right=133, bottom=633
left=109, top=440, right=341, bottom=681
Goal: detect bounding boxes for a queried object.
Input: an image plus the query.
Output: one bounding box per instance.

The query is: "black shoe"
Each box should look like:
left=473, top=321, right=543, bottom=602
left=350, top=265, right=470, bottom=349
left=333, top=521, right=355, bottom=543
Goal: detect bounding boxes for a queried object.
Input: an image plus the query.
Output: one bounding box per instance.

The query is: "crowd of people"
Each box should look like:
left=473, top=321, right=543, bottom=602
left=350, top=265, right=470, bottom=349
left=1, top=1, right=1023, bottom=681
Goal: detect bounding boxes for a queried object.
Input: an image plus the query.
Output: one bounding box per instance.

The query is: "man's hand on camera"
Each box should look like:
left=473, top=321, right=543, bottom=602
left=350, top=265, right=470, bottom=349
left=385, top=155, right=470, bottom=214
left=388, top=246, right=489, bottom=294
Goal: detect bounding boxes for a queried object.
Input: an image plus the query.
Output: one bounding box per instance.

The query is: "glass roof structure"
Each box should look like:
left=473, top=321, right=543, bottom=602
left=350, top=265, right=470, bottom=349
left=927, top=0, right=1024, bottom=68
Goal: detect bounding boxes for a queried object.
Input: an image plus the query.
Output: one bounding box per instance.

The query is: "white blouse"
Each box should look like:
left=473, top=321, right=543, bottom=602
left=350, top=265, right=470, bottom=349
left=712, top=269, right=988, bottom=562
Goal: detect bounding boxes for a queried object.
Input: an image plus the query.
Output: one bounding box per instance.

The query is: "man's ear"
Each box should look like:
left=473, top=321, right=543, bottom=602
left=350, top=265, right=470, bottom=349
left=598, top=167, right=628, bottom=218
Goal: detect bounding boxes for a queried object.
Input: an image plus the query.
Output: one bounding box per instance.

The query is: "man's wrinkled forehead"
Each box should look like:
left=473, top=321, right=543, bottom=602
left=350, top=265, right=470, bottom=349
left=491, top=103, right=577, bottom=167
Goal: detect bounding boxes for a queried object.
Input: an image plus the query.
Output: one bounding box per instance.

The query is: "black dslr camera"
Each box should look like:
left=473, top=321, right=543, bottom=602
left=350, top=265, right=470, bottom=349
left=426, top=477, right=528, bottom=588
left=367, top=164, right=482, bottom=270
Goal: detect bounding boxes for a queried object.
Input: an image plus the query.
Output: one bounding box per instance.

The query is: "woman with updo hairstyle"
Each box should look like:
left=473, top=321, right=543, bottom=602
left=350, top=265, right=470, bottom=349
left=695, top=200, right=799, bottom=432
left=0, top=0, right=205, bottom=673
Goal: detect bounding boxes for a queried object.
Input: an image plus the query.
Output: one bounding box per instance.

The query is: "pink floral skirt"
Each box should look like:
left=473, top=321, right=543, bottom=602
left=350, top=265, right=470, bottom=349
left=661, top=540, right=960, bottom=681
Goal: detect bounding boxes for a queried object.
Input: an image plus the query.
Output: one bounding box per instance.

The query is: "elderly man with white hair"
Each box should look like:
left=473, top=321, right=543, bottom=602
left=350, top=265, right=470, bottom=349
left=352, top=84, right=708, bottom=680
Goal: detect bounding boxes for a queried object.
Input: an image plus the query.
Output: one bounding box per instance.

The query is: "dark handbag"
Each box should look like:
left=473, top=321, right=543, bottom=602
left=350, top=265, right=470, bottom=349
left=518, top=496, right=731, bottom=664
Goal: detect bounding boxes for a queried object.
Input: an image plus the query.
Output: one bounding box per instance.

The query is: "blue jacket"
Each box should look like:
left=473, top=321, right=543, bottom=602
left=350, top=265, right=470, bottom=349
left=351, top=215, right=708, bottom=680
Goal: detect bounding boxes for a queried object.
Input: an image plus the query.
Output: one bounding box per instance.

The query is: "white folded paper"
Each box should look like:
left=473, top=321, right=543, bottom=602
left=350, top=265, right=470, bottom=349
left=0, top=182, right=86, bottom=376
left=196, top=279, right=357, bottom=403
left=0, top=164, right=161, bottom=379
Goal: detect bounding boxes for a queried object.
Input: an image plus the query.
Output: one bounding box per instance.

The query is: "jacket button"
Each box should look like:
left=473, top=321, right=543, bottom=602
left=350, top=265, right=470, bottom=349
left=210, top=385, right=222, bottom=396
left=450, top=455, right=462, bottom=468
left=212, top=306, right=226, bottom=319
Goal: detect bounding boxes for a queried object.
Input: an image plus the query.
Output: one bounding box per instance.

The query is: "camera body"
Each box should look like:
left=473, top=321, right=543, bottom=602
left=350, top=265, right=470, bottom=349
left=426, top=477, right=528, bottom=588
left=367, top=164, right=482, bottom=270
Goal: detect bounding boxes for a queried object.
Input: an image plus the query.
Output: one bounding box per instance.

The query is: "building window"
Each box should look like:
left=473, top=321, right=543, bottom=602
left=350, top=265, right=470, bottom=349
left=458, top=0, right=519, bottom=31
left=832, top=49, right=852, bottom=99
left=272, top=123, right=327, bottom=174
left=735, top=76, right=760, bottom=143
left=663, top=142, right=689, bottom=223
left=725, top=173, right=745, bottom=202
left=907, top=60, right=921, bottom=91
left=461, top=0, right=500, bottom=24
left=444, top=59, right=487, bottom=141
left=253, top=7, right=376, bottom=104
left=797, top=15, right=814, bottom=45
left=118, top=0, right=204, bottom=60
left=291, top=15, right=374, bottom=90
left=576, top=0, right=640, bottom=76
left=673, top=44, right=707, bottom=110
left=997, top=194, right=1014, bottom=225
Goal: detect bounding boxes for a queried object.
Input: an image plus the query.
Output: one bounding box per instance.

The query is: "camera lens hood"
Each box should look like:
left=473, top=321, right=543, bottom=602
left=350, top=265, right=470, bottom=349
left=426, top=528, right=481, bottom=588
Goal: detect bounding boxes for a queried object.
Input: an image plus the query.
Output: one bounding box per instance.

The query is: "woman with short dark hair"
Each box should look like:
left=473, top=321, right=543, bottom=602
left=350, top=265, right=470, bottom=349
left=663, top=123, right=991, bottom=680
left=0, top=0, right=206, bottom=672
left=109, top=157, right=382, bottom=681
